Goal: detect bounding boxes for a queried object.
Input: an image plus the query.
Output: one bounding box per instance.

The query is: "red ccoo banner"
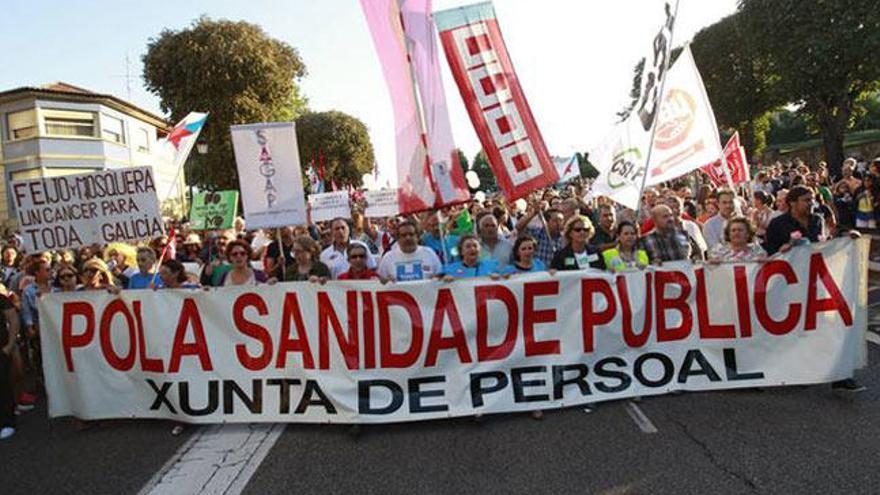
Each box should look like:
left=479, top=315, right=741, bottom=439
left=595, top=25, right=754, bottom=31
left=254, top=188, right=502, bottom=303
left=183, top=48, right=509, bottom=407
left=701, top=131, right=750, bottom=187
left=434, top=2, right=558, bottom=201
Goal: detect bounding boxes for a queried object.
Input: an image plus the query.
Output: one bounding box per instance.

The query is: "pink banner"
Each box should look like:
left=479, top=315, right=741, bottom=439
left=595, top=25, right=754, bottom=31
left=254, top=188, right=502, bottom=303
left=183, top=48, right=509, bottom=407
left=360, top=0, right=469, bottom=213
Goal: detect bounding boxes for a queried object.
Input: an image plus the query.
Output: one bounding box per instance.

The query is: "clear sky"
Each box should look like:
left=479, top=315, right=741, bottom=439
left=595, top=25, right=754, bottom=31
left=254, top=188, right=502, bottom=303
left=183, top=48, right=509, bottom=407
left=0, top=0, right=737, bottom=183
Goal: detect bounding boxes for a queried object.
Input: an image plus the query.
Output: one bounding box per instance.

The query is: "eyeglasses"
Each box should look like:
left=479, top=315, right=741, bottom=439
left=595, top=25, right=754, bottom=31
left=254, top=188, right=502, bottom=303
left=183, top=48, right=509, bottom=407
left=571, top=227, right=586, bottom=233
left=229, top=251, right=248, bottom=258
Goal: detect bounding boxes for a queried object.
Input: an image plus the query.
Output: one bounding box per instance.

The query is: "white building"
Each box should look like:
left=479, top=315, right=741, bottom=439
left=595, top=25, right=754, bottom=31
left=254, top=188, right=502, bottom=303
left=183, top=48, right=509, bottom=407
left=0, top=82, right=182, bottom=227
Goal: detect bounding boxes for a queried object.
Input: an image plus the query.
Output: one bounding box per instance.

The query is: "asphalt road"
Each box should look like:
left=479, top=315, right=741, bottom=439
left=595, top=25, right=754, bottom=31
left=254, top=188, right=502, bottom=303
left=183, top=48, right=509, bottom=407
left=4, top=310, right=880, bottom=494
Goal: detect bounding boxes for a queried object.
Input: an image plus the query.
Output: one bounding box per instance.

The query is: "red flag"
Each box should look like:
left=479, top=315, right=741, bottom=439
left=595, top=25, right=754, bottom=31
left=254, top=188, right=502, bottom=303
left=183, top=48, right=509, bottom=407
left=700, top=132, right=750, bottom=187
left=331, top=179, right=339, bottom=192
left=434, top=3, right=559, bottom=201
left=318, top=151, right=326, bottom=181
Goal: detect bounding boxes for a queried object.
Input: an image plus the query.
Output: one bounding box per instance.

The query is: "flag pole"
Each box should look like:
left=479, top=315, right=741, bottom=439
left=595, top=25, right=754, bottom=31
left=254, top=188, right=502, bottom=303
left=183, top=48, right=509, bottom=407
left=634, top=0, right=681, bottom=222
left=398, top=6, right=443, bottom=213
left=277, top=227, right=286, bottom=281
left=436, top=210, right=449, bottom=263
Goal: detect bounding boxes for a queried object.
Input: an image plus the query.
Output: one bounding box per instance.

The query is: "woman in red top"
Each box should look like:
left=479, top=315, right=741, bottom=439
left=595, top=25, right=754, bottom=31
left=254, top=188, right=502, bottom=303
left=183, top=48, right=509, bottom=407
left=337, top=242, right=379, bottom=280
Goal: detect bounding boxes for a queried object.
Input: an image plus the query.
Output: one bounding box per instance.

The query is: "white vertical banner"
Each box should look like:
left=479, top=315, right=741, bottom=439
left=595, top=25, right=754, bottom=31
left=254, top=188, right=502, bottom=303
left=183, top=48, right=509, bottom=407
left=643, top=46, right=723, bottom=184
left=230, top=122, right=307, bottom=229
left=590, top=2, right=677, bottom=209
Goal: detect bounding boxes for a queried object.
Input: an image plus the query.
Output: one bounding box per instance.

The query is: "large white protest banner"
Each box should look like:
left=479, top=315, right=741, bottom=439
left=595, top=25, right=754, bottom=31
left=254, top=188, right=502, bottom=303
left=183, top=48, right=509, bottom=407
left=308, top=191, right=352, bottom=223
left=11, top=167, right=163, bottom=252
left=231, top=122, right=307, bottom=229
left=364, top=189, right=400, bottom=218
left=39, top=239, right=868, bottom=424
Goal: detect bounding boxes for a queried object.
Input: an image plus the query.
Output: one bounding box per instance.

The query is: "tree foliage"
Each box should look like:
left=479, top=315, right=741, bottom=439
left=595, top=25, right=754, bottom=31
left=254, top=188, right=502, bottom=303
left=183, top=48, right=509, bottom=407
left=471, top=151, right=497, bottom=192
left=767, top=109, right=813, bottom=145
left=740, top=0, right=880, bottom=175
left=295, top=111, right=375, bottom=188
left=691, top=11, right=784, bottom=159
left=142, top=16, right=308, bottom=190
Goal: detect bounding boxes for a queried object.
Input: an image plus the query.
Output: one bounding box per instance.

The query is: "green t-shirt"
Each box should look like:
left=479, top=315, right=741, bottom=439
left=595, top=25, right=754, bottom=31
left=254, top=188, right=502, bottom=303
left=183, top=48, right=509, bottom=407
left=211, top=263, right=233, bottom=287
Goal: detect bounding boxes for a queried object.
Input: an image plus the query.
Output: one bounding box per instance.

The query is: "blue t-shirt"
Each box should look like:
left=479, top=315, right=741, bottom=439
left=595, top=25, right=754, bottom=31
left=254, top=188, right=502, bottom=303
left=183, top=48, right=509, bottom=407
left=421, top=233, right=460, bottom=263
left=501, top=259, right=547, bottom=275
left=442, top=259, right=499, bottom=279
left=127, top=272, right=163, bottom=290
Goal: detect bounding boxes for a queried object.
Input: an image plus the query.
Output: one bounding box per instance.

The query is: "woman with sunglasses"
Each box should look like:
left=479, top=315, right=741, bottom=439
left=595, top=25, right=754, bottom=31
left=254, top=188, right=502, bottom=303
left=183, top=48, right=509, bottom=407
left=80, top=259, right=116, bottom=291
left=53, top=266, right=81, bottom=292
left=551, top=216, right=605, bottom=271
left=337, top=242, right=379, bottom=280
left=218, top=240, right=268, bottom=286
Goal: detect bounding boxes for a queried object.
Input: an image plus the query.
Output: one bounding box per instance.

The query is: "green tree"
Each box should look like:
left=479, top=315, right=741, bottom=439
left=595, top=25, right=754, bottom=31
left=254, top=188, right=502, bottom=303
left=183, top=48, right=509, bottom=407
left=766, top=108, right=813, bottom=145
left=691, top=12, right=784, bottom=159
left=295, top=111, right=375, bottom=188
left=142, top=16, right=308, bottom=190
left=471, top=150, right=497, bottom=192
left=852, top=92, right=880, bottom=132
left=456, top=149, right=469, bottom=175
left=741, top=0, right=880, bottom=176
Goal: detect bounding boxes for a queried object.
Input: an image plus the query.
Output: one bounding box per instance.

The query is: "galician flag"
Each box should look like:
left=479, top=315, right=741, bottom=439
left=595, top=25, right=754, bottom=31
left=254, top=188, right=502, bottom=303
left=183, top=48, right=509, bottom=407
left=553, top=155, right=580, bottom=183
left=163, top=112, right=208, bottom=170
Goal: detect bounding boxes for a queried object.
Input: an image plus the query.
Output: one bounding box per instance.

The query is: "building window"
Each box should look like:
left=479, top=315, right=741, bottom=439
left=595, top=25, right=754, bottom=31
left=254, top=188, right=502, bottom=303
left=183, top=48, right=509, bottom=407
left=101, top=114, right=125, bottom=144
left=7, top=109, right=38, bottom=140
left=42, top=109, right=97, bottom=138
left=135, top=128, right=151, bottom=152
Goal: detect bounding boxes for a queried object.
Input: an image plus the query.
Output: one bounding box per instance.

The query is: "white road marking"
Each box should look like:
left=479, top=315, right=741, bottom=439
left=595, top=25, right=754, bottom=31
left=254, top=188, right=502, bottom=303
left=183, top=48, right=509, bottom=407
left=867, top=332, right=880, bottom=346
left=138, top=423, right=284, bottom=495
left=624, top=401, right=658, bottom=434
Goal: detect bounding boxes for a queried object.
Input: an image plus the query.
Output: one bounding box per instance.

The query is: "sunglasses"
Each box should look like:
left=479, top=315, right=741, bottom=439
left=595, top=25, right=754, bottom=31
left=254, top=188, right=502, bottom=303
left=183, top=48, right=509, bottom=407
left=349, top=254, right=366, bottom=259
left=571, top=227, right=587, bottom=233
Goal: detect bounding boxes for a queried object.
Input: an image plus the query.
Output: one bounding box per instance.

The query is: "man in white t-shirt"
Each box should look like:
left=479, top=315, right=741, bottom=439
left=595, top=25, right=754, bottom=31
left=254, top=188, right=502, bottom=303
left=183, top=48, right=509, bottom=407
left=321, top=217, right=377, bottom=279
left=378, top=220, right=442, bottom=281
left=702, top=189, right=736, bottom=250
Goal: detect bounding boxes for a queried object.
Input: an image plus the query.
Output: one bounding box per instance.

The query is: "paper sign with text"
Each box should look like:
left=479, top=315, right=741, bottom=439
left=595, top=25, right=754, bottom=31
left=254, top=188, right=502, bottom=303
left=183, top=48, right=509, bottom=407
left=189, top=190, right=239, bottom=230
left=308, top=191, right=352, bottom=222
left=364, top=189, right=400, bottom=218
left=11, top=167, right=163, bottom=252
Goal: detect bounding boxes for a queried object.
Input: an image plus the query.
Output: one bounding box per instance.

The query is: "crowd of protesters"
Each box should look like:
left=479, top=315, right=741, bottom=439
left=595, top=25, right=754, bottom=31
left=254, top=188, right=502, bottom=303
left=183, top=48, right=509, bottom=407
left=1, top=155, right=877, bottom=439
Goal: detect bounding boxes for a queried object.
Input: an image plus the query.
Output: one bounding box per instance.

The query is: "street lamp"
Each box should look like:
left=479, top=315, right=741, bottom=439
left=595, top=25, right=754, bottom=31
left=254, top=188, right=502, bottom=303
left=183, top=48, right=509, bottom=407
left=196, top=139, right=208, bottom=155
